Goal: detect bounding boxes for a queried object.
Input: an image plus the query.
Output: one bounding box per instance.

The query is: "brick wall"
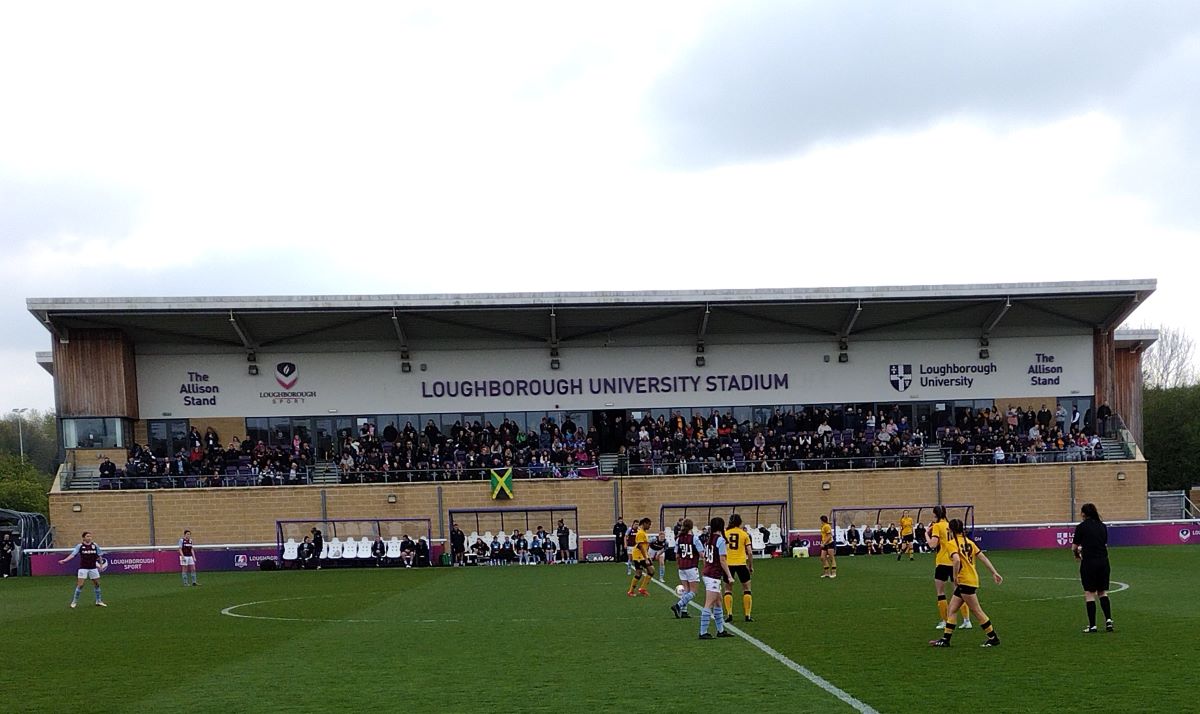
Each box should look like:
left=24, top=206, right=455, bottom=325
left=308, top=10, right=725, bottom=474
left=48, top=461, right=1148, bottom=547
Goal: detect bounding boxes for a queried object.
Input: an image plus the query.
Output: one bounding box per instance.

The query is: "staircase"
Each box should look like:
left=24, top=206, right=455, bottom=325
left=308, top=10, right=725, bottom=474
left=921, top=445, right=946, bottom=467
left=311, top=460, right=340, bottom=485
left=1099, top=438, right=1130, bottom=460
left=598, top=453, right=624, bottom=476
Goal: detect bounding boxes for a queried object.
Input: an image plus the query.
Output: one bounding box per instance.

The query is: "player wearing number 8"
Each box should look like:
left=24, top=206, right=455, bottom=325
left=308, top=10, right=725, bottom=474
left=723, top=513, right=754, bottom=622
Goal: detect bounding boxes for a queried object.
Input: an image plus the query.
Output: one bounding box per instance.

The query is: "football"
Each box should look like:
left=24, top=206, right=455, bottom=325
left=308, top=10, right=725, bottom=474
left=675, top=584, right=685, bottom=596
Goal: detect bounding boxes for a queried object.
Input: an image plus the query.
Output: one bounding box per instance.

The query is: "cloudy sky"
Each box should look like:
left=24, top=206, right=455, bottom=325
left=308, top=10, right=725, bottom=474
left=2, top=1, right=1198, bottom=412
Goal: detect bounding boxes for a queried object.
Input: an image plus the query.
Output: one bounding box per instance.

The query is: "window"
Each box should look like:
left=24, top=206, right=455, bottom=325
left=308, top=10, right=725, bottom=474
left=62, top=418, right=129, bottom=450
left=147, top=419, right=189, bottom=457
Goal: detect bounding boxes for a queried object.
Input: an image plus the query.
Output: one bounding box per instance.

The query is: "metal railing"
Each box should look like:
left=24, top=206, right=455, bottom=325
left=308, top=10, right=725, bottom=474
left=67, top=468, right=315, bottom=490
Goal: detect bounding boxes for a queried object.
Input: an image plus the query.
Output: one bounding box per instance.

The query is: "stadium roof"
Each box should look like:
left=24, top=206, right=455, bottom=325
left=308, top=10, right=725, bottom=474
left=28, top=279, right=1155, bottom=351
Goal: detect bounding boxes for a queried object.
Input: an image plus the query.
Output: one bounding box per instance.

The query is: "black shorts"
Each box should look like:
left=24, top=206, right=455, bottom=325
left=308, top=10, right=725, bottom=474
left=1080, top=559, right=1111, bottom=592
left=821, top=542, right=837, bottom=551
left=953, top=584, right=977, bottom=597
left=902, top=534, right=914, bottom=543
left=452, top=544, right=465, bottom=555
left=935, top=564, right=954, bottom=582
left=633, top=559, right=653, bottom=573
left=728, top=565, right=752, bottom=584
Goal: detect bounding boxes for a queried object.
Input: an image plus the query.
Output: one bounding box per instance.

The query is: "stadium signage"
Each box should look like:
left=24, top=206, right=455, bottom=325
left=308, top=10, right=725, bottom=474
left=420, top=373, right=790, bottom=399
left=258, top=360, right=318, bottom=404
left=179, top=371, right=220, bottom=406
left=1028, top=352, right=1063, bottom=386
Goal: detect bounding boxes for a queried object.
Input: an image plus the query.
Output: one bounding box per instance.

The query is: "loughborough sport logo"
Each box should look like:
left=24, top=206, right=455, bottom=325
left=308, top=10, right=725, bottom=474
left=275, top=362, right=298, bottom=390
left=1180, top=529, right=1192, bottom=542
left=889, top=364, right=912, bottom=392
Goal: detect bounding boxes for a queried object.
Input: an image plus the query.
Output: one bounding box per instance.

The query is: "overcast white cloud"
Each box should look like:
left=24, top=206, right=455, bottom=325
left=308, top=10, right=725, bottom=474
left=1, top=1, right=1197, bottom=412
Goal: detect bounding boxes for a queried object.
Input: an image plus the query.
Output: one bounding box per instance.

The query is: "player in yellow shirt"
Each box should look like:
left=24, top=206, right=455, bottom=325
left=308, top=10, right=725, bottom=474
left=818, top=515, right=836, bottom=578
left=722, top=513, right=754, bottom=622
left=931, top=518, right=1002, bottom=647
left=626, top=517, right=653, bottom=597
left=926, top=506, right=970, bottom=629
left=897, top=510, right=915, bottom=562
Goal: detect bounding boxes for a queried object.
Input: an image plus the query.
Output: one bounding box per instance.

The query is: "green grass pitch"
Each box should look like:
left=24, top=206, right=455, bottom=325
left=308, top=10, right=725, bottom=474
left=2, top=546, right=1197, bottom=713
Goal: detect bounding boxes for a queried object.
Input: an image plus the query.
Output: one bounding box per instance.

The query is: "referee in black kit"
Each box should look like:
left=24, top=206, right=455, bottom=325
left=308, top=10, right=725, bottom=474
left=1072, top=503, right=1114, bottom=633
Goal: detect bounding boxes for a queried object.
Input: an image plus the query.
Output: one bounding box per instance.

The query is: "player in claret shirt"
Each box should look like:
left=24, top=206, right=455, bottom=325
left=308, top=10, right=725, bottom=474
left=670, top=519, right=700, bottom=619
left=179, top=529, right=199, bottom=586
left=58, top=531, right=107, bottom=608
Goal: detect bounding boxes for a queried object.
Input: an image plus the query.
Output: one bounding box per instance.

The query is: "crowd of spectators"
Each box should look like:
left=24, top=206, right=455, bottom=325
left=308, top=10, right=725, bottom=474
left=98, top=426, right=314, bottom=489
left=619, top=406, right=925, bottom=475
left=937, top=403, right=1107, bottom=465
left=90, top=401, right=1118, bottom=490
left=335, top=417, right=599, bottom=483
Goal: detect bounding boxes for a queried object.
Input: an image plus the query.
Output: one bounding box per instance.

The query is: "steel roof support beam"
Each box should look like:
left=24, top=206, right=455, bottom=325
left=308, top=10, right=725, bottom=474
left=549, top=309, right=559, bottom=350
left=228, top=311, right=257, bottom=353
left=391, top=310, right=410, bottom=358
left=839, top=301, right=862, bottom=340
left=982, top=298, right=1011, bottom=339
left=696, top=304, right=711, bottom=350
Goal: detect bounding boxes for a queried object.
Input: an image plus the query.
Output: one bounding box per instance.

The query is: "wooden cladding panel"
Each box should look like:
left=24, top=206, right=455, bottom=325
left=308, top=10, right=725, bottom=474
left=1113, top=348, right=1143, bottom=445
left=53, top=329, right=139, bottom=418
left=1093, top=330, right=1115, bottom=407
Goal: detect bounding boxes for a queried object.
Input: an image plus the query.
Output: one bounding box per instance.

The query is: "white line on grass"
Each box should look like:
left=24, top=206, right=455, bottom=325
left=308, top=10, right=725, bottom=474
left=650, top=579, right=880, bottom=714
left=220, top=596, right=460, bottom=624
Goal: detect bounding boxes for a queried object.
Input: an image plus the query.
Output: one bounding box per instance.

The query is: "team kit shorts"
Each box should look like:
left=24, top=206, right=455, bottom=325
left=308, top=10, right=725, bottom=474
left=1080, top=559, right=1111, bottom=592
left=633, top=559, right=653, bottom=574
left=902, top=534, right=915, bottom=543
left=677, top=567, right=699, bottom=583
left=934, top=564, right=955, bottom=582
left=179, top=556, right=196, bottom=566
left=702, top=576, right=724, bottom=593
left=953, top=585, right=978, bottom=597
left=821, top=542, right=837, bottom=551
left=728, top=565, right=752, bottom=584
left=78, top=568, right=100, bottom=579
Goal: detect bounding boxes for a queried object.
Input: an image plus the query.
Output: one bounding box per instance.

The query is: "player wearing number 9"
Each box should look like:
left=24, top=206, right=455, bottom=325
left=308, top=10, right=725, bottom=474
left=723, top=513, right=754, bottom=623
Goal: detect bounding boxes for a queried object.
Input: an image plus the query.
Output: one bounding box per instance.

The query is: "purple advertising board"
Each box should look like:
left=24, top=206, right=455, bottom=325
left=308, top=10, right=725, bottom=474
left=30, top=547, right=280, bottom=576
left=972, top=520, right=1200, bottom=550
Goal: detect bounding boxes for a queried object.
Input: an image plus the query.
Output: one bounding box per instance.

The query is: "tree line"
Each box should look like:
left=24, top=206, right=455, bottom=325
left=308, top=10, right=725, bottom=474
left=0, top=410, right=58, bottom=514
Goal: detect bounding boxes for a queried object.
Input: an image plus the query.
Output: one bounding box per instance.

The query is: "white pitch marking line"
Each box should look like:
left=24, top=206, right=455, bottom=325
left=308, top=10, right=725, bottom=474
left=220, top=596, right=459, bottom=624
left=651, top=579, right=879, bottom=714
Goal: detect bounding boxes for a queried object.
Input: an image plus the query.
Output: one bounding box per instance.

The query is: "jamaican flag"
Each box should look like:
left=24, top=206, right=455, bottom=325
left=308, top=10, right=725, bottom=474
left=489, top=467, right=514, bottom=500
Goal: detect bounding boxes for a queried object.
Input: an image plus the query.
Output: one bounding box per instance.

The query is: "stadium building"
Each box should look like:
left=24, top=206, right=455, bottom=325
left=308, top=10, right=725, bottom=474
left=28, top=280, right=1156, bottom=549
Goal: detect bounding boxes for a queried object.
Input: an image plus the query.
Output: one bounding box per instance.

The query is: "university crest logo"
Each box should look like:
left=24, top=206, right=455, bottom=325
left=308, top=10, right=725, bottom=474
left=1055, top=531, right=1073, bottom=546
left=275, top=362, right=298, bottom=390
left=889, top=364, right=912, bottom=392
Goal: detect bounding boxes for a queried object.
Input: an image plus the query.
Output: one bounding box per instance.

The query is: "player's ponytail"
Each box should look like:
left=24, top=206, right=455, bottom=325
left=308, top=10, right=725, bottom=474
left=1081, top=503, right=1101, bottom=522
left=710, top=517, right=725, bottom=536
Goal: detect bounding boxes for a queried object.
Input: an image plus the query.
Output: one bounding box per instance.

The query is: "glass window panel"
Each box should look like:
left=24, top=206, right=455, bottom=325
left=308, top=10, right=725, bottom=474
left=245, top=418, right=269, bottom=448
left=268, top=418, right=291, bottom=447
